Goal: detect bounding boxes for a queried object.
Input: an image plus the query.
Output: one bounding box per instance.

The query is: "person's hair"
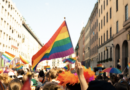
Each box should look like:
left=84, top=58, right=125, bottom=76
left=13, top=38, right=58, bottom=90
left=41, top=82, right=63, bottom=90
left=66, top=83, right=81, bottom=90
left=17, top=69, right=25, bottom=75
left=114, top=83, right=129, bottom=90
left=57, top=69, right=63, bottom=75
left=95, top=75, right=103, bottom=80
left=110, top=74, right=119, bottom=85
left=9, top=79, right=23, bottom=90
left=49, top=69, right=57, bottom=79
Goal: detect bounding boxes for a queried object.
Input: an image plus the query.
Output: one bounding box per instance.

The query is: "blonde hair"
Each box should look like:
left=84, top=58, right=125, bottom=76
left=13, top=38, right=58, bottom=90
left=41, top=82, right=63, bottom=90
left=9, top=79, right=23, bottom=90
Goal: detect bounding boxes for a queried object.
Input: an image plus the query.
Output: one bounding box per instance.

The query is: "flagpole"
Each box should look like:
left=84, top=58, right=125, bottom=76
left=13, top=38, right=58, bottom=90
left=64, top=17, right=74, bottom=52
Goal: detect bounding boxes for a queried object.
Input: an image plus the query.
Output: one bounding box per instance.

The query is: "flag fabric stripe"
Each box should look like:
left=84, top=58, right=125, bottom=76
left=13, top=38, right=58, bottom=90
left=2, top=52, right=15, bottom=62
left=53, top=37, right=71, bottom=48
left=63, top=57, right=76, bottom=64
left=5, top=51, right=15, bottom=58
left=32, top=21, right=74, bottom=70
left=20, top=55, right=29, bottom=64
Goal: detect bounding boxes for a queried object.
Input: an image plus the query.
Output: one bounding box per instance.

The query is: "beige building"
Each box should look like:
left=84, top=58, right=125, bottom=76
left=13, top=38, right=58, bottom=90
left=98, top=0, right=114, bottom=68
left=112, top=0, right=130, bottom=73
left=90, top=2, right=98, bottom=68
left=84, top=20, right=91, bottom=67
left=0, top=0, right=42, bottom=68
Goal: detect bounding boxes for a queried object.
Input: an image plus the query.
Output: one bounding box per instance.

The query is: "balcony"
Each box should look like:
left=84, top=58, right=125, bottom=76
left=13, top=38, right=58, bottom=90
left=123, top=18, right=130, bottom=30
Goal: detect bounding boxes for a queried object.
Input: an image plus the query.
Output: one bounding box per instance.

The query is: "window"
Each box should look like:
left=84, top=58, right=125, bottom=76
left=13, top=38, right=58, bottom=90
left=116, top=21, right=118, bottom=34
left=99, top=23, right=100, bottom=31
left=104, top=16, right=105, bottom=26
left=99, top=53, right=100, bottom=61
left=99, top=9, right=100, bottom=17
left=101, top=52, right=102, bottom=61
left=116, top=0, right=118, bottom=11
left=110, top=47, right=112, bottom=58
left=101, top=20, right=102, bottom=29
left=101, top=36, right=102, bottom=44
left=3, top=33, right=5, bottom=39
left=125, top=5, right=128, bottom=21
left=107, top=30, right=108, bottom=40
left=107, top=49, right=108, bottom=59
left=0, top=30, right=2, bottom=38
left=104, top=1, right=105, bottom=10
left=99, top=38, right=100, bottom=46
left=106, top=12, right=108, bottom=22
left=4, top=21, right=6, bottom=28
left=1, top=18, right=3, bottom=26
left=101, top=5, right=102, bottom=14
left=104, top=33, right=105, bottom=42
left=1, top=6, right=4, bottom=14
left=104, top=51, right=105, bottom=60
left=106, top=0, right=108, bottom=5
left=110, top=8, right=112, bottom=19
left=110, top=27, right=112, bottom=38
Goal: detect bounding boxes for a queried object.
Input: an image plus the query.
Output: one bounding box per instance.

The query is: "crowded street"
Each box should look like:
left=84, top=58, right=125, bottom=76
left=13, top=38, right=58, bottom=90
left=0, top=0, right=130, bottom=90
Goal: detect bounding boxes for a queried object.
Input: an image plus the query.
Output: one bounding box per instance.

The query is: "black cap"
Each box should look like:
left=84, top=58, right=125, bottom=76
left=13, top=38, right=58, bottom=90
left=87, top=80, right=116, bottom=90
left=39, top=70, right=44, bottom=77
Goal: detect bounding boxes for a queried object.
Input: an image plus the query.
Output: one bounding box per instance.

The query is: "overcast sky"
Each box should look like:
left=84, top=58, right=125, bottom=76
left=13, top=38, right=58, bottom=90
left=12, top=0, right=97, bottom=48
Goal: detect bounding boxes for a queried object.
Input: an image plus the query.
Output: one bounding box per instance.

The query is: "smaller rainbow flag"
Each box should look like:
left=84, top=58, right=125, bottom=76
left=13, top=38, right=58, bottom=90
left=2, top=51, right=15, bottom=62
left=127, top=63, right=130, bottom=69
left=16, top=62, right=20, bottom=66
left=62, top=57, right=76, bottom=64
left=97, top=64, right=102, bottom=69
left=64, top=64, right=70, bottom=70
left=44, top=66, right=50, bottom=69
left=99, top=71, right=103, bottom=75
left=16, top=65, right=23, bottom=70
left=20, top=55, right=29, bottom=64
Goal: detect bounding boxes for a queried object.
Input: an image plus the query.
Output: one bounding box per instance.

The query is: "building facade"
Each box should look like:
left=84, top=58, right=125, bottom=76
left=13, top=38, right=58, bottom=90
left=84, top=20, right=91, bottom=68
left=0, top=0, right=42, bottom=68
left=98, top=0, right=114, bottom=68
left=90, top=2, right=98, bottom=68
left=112, top=0, right=130, bottom=73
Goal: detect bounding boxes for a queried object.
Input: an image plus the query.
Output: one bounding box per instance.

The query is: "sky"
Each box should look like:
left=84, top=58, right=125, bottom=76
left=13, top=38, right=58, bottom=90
left=12, top=0, right=97, bottom=48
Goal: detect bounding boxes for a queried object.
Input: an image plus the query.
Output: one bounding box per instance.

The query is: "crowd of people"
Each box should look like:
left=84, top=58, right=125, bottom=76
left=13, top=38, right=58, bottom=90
left=0, top=60, right=129, bottom=90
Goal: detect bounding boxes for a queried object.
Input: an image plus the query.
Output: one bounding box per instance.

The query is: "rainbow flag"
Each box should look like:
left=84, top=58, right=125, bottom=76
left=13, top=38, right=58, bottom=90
left=97, top=64, right=102, bottom=69
left=20, top=55, right=29, bottom=64
left=44, top=65, right=50, bottom=69
left=16, top=62, right=20, bottom=66
left=99, top=71, right=103, bottom=75
left=62, top=57, right=76, bottom=64
left=2, top=51, right=15, bottom=62
left=32, top=21, right=74, bottom=70
left=16, top=64, right=23, bottom=70
left=127, top=63, right=130, bottom=69
left=64, top=64, right=70, bottom=70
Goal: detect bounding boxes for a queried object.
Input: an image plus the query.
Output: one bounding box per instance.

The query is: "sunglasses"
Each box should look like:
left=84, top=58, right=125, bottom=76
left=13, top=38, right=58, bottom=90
left=10, top=75, right=16, bottom=78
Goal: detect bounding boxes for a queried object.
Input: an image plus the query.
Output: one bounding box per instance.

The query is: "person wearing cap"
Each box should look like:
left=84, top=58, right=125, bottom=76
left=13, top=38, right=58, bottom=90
left=31, top=78, right=42, bottom=90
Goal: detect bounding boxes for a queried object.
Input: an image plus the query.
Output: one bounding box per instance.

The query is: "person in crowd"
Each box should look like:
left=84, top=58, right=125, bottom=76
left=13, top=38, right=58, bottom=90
left=48, top=69, right=59, bottom=84
left=8, top=79, right=23, bottom=90
left=38, top=70, right=45, bottom=83
left=41, top=82, right=63, bottom=90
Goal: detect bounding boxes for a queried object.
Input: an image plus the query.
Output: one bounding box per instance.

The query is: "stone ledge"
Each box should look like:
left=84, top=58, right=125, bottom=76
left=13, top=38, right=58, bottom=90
left=123, top=18, right=130, bottom=30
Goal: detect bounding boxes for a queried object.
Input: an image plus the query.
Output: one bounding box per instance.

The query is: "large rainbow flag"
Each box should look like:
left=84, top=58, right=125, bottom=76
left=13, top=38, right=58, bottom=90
left=62, top=57, right=76, bottom=64
left=2, top=51, right=15, bottom=62
left=20, top=55, right=29, bottom=64
left=32, top=21, right=74, bottom=70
